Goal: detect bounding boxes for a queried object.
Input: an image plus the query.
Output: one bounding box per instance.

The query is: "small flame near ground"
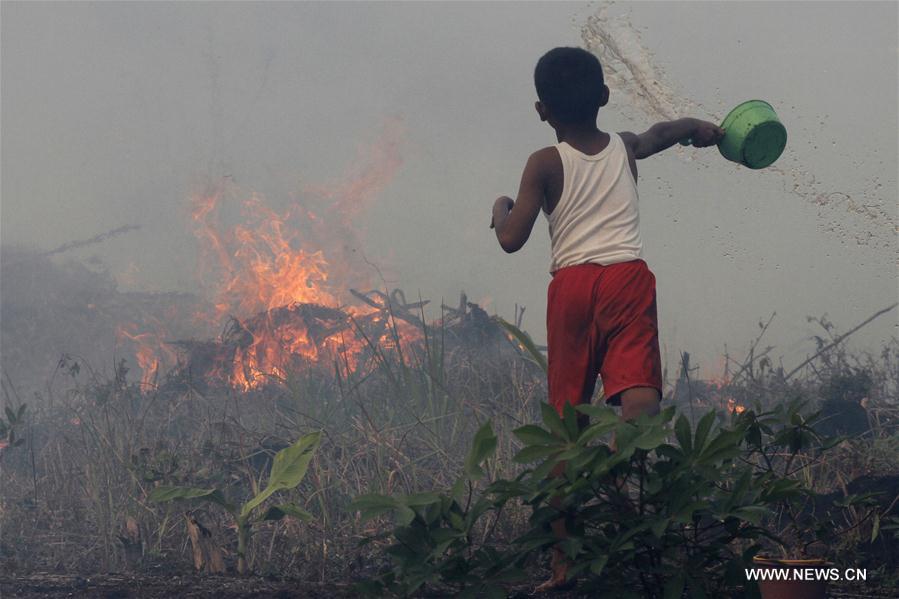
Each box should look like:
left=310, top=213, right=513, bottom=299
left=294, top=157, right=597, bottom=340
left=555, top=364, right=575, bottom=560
left=116, top=321, right=179, bottom=389
left=705, top=375, right=748, bottom=414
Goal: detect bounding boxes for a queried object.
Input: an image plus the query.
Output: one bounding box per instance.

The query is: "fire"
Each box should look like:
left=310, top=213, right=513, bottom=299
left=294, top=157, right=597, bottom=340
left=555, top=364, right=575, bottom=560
left=726, top=398, right=747, bottom=415
left=116, top=322, right=178, bottom=389
left=192, top=189, right=339, bottom=320
left=189, top=122, right=414, bottom=389
left=117, top=121, right=412, bottom=390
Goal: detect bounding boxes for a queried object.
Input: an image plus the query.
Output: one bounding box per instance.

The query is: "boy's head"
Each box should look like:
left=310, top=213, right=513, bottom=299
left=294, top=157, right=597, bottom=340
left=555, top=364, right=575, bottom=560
left=534, top=47, right=609, bottom=126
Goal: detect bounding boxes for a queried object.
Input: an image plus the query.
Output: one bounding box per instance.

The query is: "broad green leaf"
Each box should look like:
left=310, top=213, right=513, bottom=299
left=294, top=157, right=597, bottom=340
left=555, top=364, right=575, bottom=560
left=260, top=503, right=313, bottom=522
left=242, top=431, right=321, bottom=517
left=540, top=402, right=567, bottom=440
left=395, top=505, right=416, bottom=526
left=569, top=446, right=603, bottom=472
left=634, top=427, right=669, bottom=450
left=421, top=501, right=442, bottom=525
left=531, top=456, right=561, bottom=482
left=578, top=420, right=618, bottom=445
left=513, top=444, right=561, bottom=463
left=575, top=403, right=621, bottom=427
left=450, top=477, right=466, bottom=501
left=556, top=445, right=590, bottom=461
left=699, top=429, right=745, bottom=463
left=464, top=421, right=497, bottom=480
left=350, top=494, right=400, bottom=521
left=590, top=555, right=608, bottom=576
left=447, top=510, right=465, bottom=531
left=693, top=410, right=716, bottom=452
left=513, top=424, right=559, bottom=446
left=759, top=479, right=802, bottom=502
left=562, top=403, right=580, bottom=442
left=148, top=485, right=235, bottom=514
left=724, top=470, right=753, bottom=510
left=674, top=414, right=692, bottom=453
left=431, top=527, right=464, bottom=545
left=514, top=530, right=558, bottom=551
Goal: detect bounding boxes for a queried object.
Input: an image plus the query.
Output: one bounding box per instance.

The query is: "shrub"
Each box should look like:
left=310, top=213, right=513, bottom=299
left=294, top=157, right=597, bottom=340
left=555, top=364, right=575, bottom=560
left=354, top=397, right=848, bottom=598
left=150, top=431, right=321, bottom=574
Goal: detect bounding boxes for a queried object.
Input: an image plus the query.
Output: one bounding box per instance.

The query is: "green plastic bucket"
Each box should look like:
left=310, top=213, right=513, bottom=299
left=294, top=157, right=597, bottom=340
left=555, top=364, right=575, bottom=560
left=717, top=100, right=787, bottom=169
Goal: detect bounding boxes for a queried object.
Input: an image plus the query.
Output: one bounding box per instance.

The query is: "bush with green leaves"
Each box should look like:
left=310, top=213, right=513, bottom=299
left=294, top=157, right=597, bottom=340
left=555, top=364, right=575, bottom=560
left=508, top=406, right=748, bottom=597
left=351, top=422, right=531, bottom=598
left=352, top=396, right=848, bottom=598
left=150, top=431, right=320, bottom=574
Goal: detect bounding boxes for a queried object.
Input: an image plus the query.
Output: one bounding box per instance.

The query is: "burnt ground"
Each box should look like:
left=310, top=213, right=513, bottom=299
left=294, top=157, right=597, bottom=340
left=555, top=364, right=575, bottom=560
left=0, top=574, right=356, bottom=599
left=0, top=575, right=559, bottom=599
left=2, top=574, right=897, bottom=599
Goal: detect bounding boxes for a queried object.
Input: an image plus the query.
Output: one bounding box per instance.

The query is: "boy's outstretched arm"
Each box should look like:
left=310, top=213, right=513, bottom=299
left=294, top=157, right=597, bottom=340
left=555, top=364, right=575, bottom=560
left=621, top=118, right=725, bottom=159
left=490, top=147, right=554, bottom=253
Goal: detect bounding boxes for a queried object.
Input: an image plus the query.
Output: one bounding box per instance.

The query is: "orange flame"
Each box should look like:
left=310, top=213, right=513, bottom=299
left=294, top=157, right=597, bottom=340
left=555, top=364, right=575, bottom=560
left=726, top=398, right=747, bottom=414
left=185, top=121, right=414, bottom=389
left=116, top=322, right=178, bottom=389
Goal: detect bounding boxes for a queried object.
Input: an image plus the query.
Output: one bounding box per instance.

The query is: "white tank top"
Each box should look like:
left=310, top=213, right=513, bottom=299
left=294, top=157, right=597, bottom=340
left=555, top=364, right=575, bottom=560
left=545, top=133, right=644, bottom=273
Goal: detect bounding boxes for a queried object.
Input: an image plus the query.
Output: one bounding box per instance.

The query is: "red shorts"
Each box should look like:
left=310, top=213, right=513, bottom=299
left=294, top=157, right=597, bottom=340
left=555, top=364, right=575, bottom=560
left=547, top=260, right=663, bottom=414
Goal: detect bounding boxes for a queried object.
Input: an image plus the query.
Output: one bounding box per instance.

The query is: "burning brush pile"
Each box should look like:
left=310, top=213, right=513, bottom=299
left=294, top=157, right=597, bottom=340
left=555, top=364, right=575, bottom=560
left=166, top=287, right=511, bottom=392
left=2, top=126, right=525, bottom=399
left=117, top=136, right=519, bottom=393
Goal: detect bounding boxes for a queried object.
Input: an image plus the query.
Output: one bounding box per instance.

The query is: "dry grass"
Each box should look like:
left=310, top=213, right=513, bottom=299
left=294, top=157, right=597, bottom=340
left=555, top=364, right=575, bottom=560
left=1, top=311, right=897, bottom=588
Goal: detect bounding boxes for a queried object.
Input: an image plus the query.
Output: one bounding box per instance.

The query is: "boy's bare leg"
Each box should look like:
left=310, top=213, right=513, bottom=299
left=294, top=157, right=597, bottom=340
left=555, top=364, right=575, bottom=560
left=535, top=463, right=573, bottom=593
left=536, top=390, right=659, bottom=592
left=619, top=386, right=661, bottom=420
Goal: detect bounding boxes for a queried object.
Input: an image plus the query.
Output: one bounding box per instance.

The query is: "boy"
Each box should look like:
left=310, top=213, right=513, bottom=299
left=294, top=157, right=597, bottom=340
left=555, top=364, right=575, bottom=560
left=490, top=47, right=724, bottom=590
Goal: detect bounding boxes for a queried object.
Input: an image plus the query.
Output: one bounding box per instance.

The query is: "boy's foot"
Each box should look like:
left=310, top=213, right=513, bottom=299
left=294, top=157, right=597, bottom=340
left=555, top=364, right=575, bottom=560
left=533, top=547, right=576, bottom=593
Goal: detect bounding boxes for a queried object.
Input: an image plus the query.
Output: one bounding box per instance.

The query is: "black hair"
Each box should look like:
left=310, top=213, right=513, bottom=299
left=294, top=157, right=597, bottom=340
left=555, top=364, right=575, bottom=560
left=534, top=47, right=605, bottom=124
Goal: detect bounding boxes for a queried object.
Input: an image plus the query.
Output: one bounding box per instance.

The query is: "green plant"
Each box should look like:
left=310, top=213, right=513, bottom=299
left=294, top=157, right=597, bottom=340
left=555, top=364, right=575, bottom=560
left=733, top=399, right=852, bottom=560
left=351, top=422, right=527, bottom=597
left=507, top=403, right=781, bottom=598
left=149, top=431, right=321, bottom=573
left=353, top=394, right=853, bottom=598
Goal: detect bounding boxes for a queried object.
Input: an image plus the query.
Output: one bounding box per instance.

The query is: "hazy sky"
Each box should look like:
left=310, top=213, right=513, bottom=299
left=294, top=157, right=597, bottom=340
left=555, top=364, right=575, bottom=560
left=3, top=1, right=897, bottom=377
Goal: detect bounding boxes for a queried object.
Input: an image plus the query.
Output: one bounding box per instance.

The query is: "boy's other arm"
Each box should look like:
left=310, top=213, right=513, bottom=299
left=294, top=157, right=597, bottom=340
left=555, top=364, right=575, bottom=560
left=620, top=118, right=725, bottom=160
left=490, top=147, right=556, bottom=253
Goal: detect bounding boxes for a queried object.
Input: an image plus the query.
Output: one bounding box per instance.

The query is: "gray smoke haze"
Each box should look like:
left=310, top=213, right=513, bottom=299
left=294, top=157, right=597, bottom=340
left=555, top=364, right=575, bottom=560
left=2, top=1, right=897, bottom=379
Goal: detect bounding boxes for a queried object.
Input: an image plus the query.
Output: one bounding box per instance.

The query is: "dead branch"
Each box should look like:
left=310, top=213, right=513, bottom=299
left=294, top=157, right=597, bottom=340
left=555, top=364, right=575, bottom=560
left=784, top=303, right=898, bottom=381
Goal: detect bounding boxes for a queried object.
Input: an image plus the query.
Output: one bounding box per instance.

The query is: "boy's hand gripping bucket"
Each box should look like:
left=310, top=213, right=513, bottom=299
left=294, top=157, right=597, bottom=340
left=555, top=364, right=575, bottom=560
left=683, top=100, right=787, bottom=169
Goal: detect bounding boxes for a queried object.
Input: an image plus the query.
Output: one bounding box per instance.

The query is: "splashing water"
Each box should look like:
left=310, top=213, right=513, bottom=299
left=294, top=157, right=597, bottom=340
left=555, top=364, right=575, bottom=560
left=582, top=3, right=693, bottom=122
left=581, top=2, right=896, bottom=257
